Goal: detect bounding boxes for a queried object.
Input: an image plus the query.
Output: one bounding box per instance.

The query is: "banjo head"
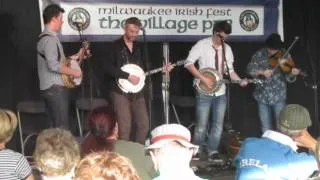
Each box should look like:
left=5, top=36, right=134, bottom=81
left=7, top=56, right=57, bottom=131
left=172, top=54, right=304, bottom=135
left=70, top=59, right=82, bottom=85
left=61, top=58, right=82, bottom=88
left=118, top=64, right=146, bottom=93
left=196, top=68, right=222, bottom=95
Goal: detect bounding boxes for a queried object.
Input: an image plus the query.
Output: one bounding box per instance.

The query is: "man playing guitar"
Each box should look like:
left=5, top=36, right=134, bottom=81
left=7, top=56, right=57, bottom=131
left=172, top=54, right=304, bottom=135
left=37, top=4, right=87, bottom=130
left=184, top=20, right=248, bottom=161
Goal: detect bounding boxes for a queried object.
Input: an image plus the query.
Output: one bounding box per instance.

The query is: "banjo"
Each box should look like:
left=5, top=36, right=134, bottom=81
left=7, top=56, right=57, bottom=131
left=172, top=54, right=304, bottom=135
left=118, top=60, right=185, bottom=93
left=61, top=41, right=91, bottom=88
left=194, top=68, right=262, bottom=96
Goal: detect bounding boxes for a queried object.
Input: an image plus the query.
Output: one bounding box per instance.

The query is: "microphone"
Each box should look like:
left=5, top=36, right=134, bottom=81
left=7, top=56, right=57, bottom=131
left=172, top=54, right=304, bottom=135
left=140, top=27, right=146, bottom=35
left=216, top=33, right=225, bottom=41
left=217, top=34, right=225, bottom=43
left=73, top=21, right=83, bottom=31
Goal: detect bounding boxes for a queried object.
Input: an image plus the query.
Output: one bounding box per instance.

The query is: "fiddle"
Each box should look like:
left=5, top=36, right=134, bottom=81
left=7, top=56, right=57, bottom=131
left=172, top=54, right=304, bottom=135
left=268, top=37, right=307, bottom=77
left=269, top=51, right=296, bottom=74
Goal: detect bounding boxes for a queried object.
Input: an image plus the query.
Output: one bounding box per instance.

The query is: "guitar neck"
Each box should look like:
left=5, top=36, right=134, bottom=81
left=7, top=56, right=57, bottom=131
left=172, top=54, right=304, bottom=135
left=145, top=60, right=185, bottom=76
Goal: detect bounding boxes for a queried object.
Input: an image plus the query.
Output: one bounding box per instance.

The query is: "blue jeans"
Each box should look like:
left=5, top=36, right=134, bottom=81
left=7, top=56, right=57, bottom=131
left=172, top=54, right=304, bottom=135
left=41, top=85, right=70, bottom=129
left=257, top=101, right=286, bottom=133
left=193, top=93, right=227, bottom=154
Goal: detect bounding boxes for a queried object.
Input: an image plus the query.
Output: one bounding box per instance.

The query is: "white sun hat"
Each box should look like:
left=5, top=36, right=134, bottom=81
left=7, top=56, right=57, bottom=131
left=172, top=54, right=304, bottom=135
left=145, top=123, right=198, bottom=153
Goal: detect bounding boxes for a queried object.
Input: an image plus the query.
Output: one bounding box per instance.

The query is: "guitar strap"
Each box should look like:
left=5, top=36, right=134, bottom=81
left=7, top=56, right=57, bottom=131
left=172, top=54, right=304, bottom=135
left=37, top=34, right=61, bottom=62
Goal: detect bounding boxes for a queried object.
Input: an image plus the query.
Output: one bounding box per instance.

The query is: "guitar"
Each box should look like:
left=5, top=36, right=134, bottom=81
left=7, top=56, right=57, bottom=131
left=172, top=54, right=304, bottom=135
left=118, top=60, right=185, bottom=93
left=61, top=41, right=91, bottom=88
left=194, top=68, right=263, bottom=96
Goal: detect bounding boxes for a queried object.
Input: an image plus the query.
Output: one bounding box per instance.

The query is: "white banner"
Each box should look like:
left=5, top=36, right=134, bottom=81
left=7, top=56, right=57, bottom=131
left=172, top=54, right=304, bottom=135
left=38, top=0, right=282, bottom=42
left=61, top=3, right=264, bottom=36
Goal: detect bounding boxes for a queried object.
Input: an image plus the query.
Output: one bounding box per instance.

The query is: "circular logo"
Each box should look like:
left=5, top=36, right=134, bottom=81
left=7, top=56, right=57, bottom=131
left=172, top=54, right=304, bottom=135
left=239, top=10, right=259, bottom=32
left=68, top=8, right=90, bottom=31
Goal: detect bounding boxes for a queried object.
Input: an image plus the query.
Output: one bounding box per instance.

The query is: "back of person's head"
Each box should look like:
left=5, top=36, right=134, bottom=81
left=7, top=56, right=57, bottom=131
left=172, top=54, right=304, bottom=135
left=74, top=151, right=140, bottom=180
left=145, top=123, right=198, bottom=153
left=145, top=124, right=198, bottom=170
left=88, top=106, right=117, bottom=141
left=212, top=20, right=232, bottom=35
left=33, top=128, right=80, bottom=177
left=43, top=4, right=65, bottom=24
left=125, top=17, right=142, bottom=27
left=0, top=109, right=17, bottom=144
left=279, top=104, right=312, bottom=137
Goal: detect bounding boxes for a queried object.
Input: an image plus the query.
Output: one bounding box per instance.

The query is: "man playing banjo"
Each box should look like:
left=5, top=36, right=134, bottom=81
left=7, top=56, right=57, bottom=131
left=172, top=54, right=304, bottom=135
left=37, top=4, right=87, bottom=130
left=184, top=20, right=248, bottom=161
left=103, top=17, right=173, bottom=144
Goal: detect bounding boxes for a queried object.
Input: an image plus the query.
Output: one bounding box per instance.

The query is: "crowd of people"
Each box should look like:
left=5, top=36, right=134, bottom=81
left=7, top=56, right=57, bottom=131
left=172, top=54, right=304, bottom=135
left=0, top=106, right=204, bottom=179
left=1, top=103, right=320, bottom=179
left=1, top=2, right=320, bottom=180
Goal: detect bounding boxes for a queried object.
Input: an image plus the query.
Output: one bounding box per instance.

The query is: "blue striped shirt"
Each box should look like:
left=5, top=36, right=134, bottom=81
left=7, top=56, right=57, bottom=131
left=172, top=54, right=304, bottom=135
left=0, top=149, right=32, bottom=180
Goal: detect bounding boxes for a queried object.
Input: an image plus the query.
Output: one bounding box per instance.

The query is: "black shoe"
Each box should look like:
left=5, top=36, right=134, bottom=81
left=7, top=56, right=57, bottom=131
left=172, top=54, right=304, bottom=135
left=192, top=152, right=201, bottom=161
left=208, top=152, right=225, bottom=164
left=192, top=150, right=208, bottom=161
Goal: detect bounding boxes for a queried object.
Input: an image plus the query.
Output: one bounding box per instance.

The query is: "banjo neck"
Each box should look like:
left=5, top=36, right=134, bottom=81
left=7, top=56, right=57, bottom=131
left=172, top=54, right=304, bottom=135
left=221, top=78, right=261, bottom=84
left=78, top=41, right=91, bottom=65
left=145, top=60, right=185, bottom=76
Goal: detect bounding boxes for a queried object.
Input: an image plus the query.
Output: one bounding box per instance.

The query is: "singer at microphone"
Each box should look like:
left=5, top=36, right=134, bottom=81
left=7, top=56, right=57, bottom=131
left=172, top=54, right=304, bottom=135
left=216, top=32, right=227, bottom=42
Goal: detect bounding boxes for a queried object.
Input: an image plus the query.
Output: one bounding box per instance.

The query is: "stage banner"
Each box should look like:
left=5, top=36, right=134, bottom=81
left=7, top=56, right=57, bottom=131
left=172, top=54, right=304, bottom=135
left=38, top=0, right=283, bottom=42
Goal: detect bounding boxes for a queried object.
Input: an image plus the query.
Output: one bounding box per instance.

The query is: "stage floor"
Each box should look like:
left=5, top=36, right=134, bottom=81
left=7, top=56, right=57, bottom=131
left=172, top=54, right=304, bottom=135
left=192, top=154, right=236, bottom=180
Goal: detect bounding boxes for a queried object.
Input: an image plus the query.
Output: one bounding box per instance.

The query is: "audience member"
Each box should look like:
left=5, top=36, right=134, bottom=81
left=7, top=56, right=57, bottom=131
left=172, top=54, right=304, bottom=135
left=81, top=106, right=155, bottom=179
left=235, top=104, right=318, bottom=179
left=145, top=123, right=206, bottom=180
left=74, top=151, right=140, bottom=180
left=0, top=109, right=34, bottom=180
left=33, top=128, right=80, bottom=180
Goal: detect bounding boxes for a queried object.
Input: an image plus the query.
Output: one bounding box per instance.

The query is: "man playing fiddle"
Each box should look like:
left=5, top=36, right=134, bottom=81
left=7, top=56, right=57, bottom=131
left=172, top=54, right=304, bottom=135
left=247, top=33, right=300, bottom=134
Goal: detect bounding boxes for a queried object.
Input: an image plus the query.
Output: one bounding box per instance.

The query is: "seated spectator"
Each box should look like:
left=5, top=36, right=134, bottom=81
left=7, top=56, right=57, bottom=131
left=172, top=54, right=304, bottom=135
left=33, top=128, right=80, bottom=180
left=235, top=104, right=318, bottom=180
left=294, top=129, right=320, bottom=166
left=74, top=151, right=140, bottom=180
left=81, top=106, right=155, bottom=179
left=0, top=109, right=34, bottom=180
left=145, top=123, right=206, bottom=180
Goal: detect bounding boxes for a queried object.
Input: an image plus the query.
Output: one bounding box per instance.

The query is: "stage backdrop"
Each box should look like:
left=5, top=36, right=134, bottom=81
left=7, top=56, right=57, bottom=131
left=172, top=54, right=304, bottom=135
left=38, top=0, right=283, bottom=42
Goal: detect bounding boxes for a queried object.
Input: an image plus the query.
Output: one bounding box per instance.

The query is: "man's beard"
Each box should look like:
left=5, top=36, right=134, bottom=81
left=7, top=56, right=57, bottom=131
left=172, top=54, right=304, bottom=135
left=128, top=36, right=137, bottom=41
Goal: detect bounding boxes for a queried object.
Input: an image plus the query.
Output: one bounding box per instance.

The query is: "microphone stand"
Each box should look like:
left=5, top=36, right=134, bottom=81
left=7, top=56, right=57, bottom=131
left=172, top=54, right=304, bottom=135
left=304, top=43, right=319, bottom=136
left=76, top=24, right=93, bottom=108
left=221, top=37, right=232, bottom=132
left=162, top=42, right=170, bottom=124
left=141, top=28, right=153, bottom=130
left=301, top=3, right=320, bottom=136
left=75, top=23, right=95, bottom=137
